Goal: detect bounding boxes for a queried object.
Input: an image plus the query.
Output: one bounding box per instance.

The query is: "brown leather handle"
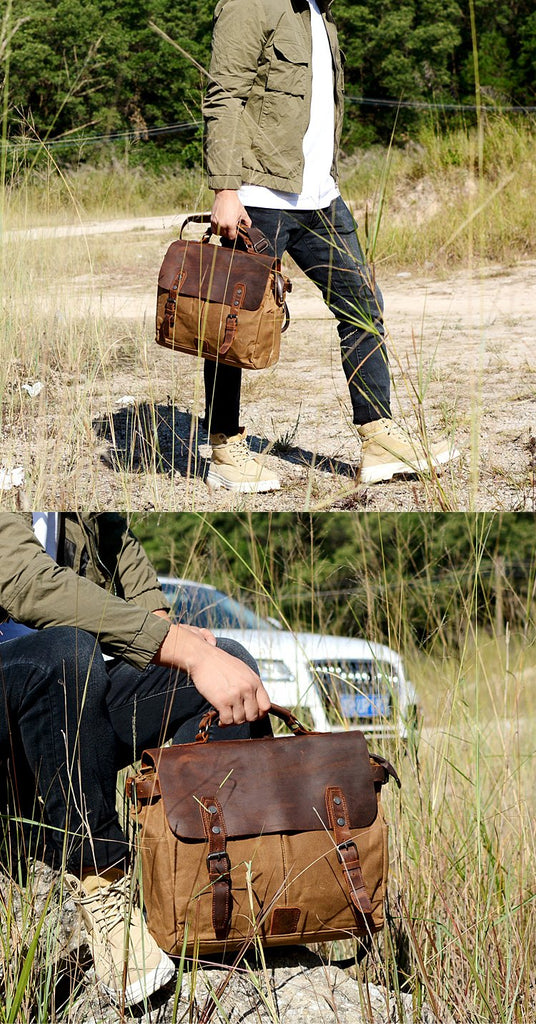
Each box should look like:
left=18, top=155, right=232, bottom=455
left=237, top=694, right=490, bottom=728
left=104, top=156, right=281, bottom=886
left=195, top=703, right=312, bottom=743
left=180, top=213, right=272, bottom=255
left=179, top=212, right=212, bottom=235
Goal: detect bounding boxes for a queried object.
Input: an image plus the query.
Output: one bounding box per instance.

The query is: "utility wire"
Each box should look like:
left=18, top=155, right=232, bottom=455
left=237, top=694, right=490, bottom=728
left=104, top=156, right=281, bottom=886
left=0, top=119, right=202, bottom=151
left=2, top=94, right=534, bottom=153
left=345, top=96, right=536, bottom=112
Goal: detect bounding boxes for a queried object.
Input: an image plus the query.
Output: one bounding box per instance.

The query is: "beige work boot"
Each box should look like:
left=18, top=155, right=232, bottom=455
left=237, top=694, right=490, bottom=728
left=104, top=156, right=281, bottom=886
left=64, top=870, right=175, bottom=1006
left=358, top=417, right=460, bottom=484
left=207, top=427, right=280, bottom=493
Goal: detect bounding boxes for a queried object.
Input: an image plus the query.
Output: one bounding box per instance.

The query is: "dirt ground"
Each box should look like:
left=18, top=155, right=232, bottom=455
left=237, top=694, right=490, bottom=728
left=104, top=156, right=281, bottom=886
left=3, top=214, right=536, bottom=511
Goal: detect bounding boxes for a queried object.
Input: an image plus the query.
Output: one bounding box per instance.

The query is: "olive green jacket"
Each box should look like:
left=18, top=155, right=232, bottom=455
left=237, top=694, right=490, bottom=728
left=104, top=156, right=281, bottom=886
left=203, top=0, right=344, bottom=193
left=0, top=513, right=171, bottom=669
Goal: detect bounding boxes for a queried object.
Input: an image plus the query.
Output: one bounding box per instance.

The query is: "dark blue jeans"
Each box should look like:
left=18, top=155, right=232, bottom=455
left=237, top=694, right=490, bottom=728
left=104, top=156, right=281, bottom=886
left=0, top=627, right=266, bottom=875
left=204, top=196, right=391, bottom=436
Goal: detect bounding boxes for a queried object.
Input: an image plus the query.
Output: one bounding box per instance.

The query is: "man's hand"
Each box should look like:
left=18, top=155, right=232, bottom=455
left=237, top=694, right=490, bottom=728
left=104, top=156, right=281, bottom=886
left=152, top=622, right=270, bottom=726
left=211, top=189, right=252, bottom=240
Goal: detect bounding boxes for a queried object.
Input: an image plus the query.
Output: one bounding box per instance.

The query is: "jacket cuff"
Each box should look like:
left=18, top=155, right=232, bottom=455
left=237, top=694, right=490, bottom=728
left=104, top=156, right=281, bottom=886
left=114, top=612, right=171, bottom=671
left=208, top=174, right=244, bottom=191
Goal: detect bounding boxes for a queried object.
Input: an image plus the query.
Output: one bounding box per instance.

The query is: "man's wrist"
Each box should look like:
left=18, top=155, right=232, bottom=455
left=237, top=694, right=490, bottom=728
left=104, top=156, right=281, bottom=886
left=153, top=622, right=201, bottom=673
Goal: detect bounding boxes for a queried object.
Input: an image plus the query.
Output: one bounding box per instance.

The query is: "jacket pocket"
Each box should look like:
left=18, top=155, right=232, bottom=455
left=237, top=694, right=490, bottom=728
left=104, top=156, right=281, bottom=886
left=266, top=35, right=308, bottom=96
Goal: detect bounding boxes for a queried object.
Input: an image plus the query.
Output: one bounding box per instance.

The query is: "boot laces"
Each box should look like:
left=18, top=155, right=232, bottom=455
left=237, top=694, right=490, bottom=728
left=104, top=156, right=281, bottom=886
left=80, top=874, right=132, bottom=936
left=227, top=435, right=255, bottom=465
left=377, top=418, right=413, bottom=442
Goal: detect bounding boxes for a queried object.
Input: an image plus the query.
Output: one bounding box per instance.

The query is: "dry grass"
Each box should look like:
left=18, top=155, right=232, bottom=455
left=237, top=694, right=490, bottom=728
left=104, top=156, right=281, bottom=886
left=342, top=117, right=536, bottom=271
left=1, top=120, right=536, bottom=510
left=0, top=535, right=534, bottom=1021
left=385, top=633, right=536, bottom=1022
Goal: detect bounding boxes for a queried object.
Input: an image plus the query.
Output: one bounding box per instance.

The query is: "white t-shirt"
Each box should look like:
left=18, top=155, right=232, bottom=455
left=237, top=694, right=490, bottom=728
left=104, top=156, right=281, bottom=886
left=0, top=513, right=59, bottom=643
left=238, top=0, right=340, bottom=211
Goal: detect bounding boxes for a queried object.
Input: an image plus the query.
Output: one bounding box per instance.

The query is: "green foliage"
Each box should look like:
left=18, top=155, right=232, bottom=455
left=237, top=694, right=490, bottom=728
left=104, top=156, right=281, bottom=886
left=456, top=0, right=536, bottom=103
left=1, top=0, right=536, bottom=170
left=131, top=513, right=536, bottom=656
left=3, top=0, right=214, bottom=168
left=335, top=0, right=464, bottom=148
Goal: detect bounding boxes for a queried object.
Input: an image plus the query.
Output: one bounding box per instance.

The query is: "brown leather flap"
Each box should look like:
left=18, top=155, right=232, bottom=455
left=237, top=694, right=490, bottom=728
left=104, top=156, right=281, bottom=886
left=158, top=239, right=277, bottom=311
left=140, top=730, right=378, bottom=840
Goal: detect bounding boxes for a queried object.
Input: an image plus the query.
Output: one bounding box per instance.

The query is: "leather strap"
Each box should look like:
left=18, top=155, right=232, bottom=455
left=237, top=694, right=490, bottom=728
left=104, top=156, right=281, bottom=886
left=325, top=785, right=373, bottom=915
left=126, top=771, right=160, bottom=806
left=369, top=762, right=393, bottom=787
left=220, top=281, right=246, bottom=354
left=195, top=704, right=312, bottom=742
left=160, top=267, right=186, bottom=343
left=200, top=796, right=232, bottom=940
left=370, top=752, right=401, bottom=788
left=195, top=710, right=215, bottom=743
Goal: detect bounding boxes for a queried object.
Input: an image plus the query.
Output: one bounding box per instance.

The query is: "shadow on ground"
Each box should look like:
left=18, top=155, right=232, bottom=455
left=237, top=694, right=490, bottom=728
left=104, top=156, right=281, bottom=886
left=93, top=401, right=358, bottom=481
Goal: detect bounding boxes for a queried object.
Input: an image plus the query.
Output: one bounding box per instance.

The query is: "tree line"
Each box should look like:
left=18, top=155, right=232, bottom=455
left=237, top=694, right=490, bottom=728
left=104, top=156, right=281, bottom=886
left=2, top=0, right=536, bottom=169
left=131, top=513, right=536, bottom=654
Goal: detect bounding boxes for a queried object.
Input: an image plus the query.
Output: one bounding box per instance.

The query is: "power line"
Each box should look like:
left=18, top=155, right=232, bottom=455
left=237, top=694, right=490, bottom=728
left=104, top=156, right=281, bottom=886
left=345, top=96, right=536, bottom=113
left=2, top=93, right=534, bottom=153
left=0, top=119, right=202, bottom=152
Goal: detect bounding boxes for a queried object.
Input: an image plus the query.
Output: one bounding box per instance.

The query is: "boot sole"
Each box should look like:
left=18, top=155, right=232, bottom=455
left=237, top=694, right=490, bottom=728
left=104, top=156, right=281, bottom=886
left=207, top=469, right=280, bottom=493
left=102, top=949, right=176, bottom=1006
left=359, top=447, right=460, bottom=485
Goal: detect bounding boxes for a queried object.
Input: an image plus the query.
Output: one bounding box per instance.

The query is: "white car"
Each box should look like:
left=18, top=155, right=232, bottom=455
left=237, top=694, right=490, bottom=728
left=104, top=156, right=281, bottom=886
left=158, top=576, right=419, bottom=741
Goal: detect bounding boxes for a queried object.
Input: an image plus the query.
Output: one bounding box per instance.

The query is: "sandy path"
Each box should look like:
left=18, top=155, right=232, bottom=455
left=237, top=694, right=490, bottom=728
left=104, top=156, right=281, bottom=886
left=2, top=215, right=535, bottom=510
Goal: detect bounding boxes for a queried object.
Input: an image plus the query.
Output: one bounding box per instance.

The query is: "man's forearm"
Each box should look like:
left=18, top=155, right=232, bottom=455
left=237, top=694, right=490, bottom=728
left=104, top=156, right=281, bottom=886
left=153, top=622, right=271, bottom=726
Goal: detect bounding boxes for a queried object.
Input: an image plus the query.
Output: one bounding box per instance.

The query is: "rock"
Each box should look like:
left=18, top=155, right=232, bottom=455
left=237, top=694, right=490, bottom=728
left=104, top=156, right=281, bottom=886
left=0, top=869, right=442, bottom=1023
left=0, top=862, right=91, bottom=1010
left=68, top=953, right=444, bottom=1024
left=164, top=949, right=443, bottom=1024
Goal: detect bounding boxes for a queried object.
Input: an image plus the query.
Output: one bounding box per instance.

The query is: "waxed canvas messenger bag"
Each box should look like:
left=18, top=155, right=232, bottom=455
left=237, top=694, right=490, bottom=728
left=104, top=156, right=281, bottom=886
left=155, top=215, right=292, bottom=370
left=127, top=705, right=400, bottom=956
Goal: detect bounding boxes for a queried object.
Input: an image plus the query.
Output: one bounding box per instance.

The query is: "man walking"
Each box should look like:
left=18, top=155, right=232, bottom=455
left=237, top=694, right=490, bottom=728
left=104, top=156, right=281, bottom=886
left=202, top=0, right=458, bottom=492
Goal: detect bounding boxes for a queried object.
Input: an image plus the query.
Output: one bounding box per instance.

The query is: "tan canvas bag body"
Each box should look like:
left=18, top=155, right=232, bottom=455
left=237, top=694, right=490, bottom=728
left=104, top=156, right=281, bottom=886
left=156, top=216, right=292, bottom=370
left=127, top=706, right=399, bottom=956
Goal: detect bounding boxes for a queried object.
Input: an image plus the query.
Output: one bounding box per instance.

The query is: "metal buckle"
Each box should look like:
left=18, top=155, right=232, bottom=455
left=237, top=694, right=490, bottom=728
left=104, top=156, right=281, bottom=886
left=206, top=851, right=231, bottom=876
left=336, top=839, right=356, bottom=864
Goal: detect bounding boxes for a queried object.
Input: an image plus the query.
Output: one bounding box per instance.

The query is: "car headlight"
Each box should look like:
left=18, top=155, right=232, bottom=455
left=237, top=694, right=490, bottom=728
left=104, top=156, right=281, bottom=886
left=256, top=659, right=296, bottom=683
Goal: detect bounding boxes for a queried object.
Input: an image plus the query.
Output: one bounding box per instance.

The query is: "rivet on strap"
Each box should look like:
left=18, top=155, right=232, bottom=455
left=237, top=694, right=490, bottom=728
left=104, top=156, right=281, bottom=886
left=325, top=785, right=373, bottom=916
left=200, top=796, right=232, bottom=940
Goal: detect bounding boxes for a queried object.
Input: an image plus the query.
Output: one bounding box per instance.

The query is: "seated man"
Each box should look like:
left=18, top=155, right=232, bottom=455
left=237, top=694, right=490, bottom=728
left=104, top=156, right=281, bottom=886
left=0, top=512, right=271, bottom=1006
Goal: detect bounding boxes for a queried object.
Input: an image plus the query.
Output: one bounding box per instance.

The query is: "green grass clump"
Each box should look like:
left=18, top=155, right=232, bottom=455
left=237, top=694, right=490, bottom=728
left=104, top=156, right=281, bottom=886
left=340, top=116, right=536, bottom=270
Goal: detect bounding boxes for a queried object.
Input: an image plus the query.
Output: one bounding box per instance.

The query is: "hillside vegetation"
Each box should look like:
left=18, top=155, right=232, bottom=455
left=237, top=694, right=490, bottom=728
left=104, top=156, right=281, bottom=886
left=1, top=0, right=535, bottom=169
left=132, top=512, right=536, bottom=651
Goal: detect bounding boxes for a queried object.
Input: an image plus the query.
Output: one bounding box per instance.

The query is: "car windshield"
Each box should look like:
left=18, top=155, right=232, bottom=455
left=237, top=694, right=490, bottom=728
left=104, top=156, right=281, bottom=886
left=160, top=581, right=271, bottom=630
